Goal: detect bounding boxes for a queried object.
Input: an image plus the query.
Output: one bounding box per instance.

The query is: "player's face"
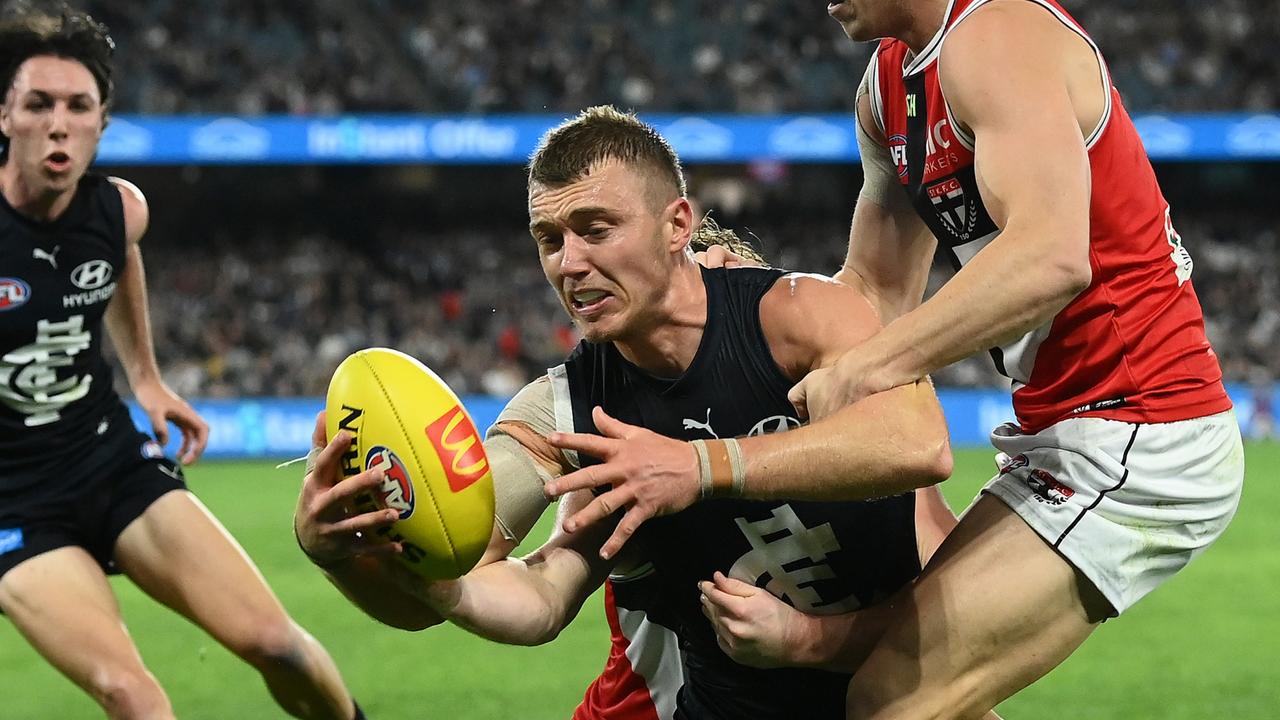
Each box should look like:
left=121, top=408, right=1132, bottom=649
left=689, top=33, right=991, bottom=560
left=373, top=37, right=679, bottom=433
left=0, top=55, right=106, bottom=195
left=530, top=161, right=682, bottom=344
left=827, top=0, right=906, bottom=42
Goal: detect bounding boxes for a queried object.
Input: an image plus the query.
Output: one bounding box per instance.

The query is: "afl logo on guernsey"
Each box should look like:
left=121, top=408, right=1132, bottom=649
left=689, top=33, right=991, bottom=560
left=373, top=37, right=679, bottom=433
left=71, top=260, right=113, bottom=290
left=887, top=134, right=909, bottom=178
left=366, top=446, right=415, bottom=519
left=0, top=278, right=31, bottom=311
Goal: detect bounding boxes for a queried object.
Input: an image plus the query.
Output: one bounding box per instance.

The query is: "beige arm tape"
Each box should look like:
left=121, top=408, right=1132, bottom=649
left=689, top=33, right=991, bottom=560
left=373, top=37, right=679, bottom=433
left=855, top=60, right=910, bottom=213
left=484, top=376, right=565, bottom=543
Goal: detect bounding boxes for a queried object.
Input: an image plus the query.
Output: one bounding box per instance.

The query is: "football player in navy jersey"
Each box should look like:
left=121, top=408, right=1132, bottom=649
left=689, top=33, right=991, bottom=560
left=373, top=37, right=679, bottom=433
left=0, top=9, right=364, bottom=719
left=295, top=106, right=960, bottom=720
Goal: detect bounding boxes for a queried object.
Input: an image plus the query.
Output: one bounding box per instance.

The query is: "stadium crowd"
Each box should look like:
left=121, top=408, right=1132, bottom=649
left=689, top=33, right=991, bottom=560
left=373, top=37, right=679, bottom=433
left=73, top=0, right=1279, bottom=115
left=135, top=210, right=1278, bottom=399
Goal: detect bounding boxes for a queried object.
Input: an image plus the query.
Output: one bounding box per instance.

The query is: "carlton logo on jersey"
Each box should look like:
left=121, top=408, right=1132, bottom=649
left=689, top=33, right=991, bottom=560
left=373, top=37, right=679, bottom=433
left=0, top=278, right=31, bottom=311
left=366, top=446, right=415, bottom=519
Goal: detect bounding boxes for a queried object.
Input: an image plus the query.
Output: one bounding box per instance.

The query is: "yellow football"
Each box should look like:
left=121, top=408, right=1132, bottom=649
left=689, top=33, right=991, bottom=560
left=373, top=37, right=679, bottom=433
left=325, top=348, right=495, bottom=579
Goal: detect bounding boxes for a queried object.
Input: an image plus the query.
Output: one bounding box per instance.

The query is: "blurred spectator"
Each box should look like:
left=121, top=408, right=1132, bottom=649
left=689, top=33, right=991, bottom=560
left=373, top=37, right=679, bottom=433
left=128, top=206, right=1279, bottom=398
left=52, top=0, right=1279, bottom=115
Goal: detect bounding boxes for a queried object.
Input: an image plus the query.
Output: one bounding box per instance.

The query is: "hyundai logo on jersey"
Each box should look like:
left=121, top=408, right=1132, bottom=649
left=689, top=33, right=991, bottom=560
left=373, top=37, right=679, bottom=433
left=70, top=260, right=114, bottom=290
left=0, top=278, right=31, bottom=311
left=365, top=446, right=415, bottom=519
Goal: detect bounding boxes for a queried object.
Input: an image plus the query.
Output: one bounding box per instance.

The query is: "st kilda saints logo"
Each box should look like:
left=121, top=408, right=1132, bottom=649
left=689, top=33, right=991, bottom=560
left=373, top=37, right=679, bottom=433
left=926, top=177, right=977, bottom=241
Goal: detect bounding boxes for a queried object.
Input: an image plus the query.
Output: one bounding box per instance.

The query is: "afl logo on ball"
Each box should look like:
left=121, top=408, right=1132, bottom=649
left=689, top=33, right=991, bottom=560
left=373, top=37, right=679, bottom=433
left=366, top=446, right=414, bottom=519
left=71, top=260, right=113, bottom=290
left=0, top=278, right=31, bottom=311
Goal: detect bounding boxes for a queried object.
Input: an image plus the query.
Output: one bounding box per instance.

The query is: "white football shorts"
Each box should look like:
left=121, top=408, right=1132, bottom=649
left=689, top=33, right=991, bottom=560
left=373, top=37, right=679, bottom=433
left=981, top=409, right=1244, bottom=615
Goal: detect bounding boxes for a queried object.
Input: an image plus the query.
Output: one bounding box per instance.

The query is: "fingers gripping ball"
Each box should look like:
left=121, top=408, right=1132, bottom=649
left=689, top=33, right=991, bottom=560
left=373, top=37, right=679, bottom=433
left=326, top=348, right=495, bottom=579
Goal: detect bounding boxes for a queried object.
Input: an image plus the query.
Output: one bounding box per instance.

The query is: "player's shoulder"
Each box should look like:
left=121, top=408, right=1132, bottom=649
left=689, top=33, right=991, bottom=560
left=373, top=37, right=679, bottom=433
left=945, top=0, right=1076, bottom=56
left=106, top=175, right=149, bottom=243
left=493, top=374, right=555, bottom=434
left=760, top=273, right=880, bottom=377
left=761, top=272, right=871, bottom=320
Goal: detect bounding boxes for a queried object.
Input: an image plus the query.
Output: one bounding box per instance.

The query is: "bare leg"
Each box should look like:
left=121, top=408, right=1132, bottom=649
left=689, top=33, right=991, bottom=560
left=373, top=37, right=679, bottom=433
left=114, top=491, right=355, bottom=720
left=847, top=495, right=1111, bottom=719
left=0, top=547, right=174, bottom=719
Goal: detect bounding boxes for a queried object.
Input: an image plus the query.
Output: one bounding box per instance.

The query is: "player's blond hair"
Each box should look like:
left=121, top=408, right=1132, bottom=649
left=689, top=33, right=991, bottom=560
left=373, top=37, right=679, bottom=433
left=689, top=214, right=766, bottom=265
left=528, top=105, right=686, bottom=204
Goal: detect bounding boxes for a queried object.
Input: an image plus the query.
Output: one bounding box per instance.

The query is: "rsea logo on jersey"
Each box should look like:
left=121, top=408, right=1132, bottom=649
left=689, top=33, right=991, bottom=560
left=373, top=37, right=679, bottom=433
left=0, top=278, right=31, bottom=311
left=424, top=407, right=488, bottom=493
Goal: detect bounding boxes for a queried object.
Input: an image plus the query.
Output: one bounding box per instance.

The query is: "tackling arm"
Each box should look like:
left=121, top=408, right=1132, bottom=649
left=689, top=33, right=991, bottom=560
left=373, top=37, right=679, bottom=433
left=742, top=275, right=952, bottom=501
left=832, top=3, right=1097, bottom=398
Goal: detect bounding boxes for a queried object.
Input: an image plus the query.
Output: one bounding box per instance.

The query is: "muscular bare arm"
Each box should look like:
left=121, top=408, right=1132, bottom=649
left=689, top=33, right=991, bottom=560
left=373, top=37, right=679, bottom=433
left=804, top=2, right=1100, bottom=415
left=837, top=66, right=937, bottom=324
left=102, top=178, right=208, bottom=463
left=396, top=489, right=615, bottom=645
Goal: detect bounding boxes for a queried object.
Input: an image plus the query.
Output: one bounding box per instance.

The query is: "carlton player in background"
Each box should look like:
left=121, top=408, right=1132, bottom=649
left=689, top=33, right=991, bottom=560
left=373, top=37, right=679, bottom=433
left=0, top=8, right=368, bottom=719
left=543, top=0, right=1246, bottom=717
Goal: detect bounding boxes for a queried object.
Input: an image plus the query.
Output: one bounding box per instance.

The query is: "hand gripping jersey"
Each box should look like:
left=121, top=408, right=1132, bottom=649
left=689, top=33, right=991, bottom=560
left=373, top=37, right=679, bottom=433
left=866, top=0, right=1231, bottom=432
left=0, top=174, right=126, bottom=479
left=553, top=267, right=920, bottom=720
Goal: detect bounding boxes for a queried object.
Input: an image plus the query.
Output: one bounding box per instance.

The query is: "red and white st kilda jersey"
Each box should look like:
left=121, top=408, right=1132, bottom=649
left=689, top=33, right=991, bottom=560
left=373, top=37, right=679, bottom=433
left=867, top=0, right=1231, bottom=432
left=572, top=577, right=682, bottom=720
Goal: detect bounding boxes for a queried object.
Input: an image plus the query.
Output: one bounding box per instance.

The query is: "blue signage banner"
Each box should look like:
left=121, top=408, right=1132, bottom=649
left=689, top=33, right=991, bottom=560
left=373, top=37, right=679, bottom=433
left=96, top=113, right=1280, bottom=166
left=126, top=385, right=1271, bottom=461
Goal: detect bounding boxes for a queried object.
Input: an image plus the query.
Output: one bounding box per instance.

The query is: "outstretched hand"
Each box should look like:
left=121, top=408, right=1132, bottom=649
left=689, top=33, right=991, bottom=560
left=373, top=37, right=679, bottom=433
left=545, top=406, right=700, bottom=559
left=293, top=412, right=403, bottom=568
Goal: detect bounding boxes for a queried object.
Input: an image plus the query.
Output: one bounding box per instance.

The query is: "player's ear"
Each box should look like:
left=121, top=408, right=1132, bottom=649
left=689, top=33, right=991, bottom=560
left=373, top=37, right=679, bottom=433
left=666, top=197, right=694, bottom=254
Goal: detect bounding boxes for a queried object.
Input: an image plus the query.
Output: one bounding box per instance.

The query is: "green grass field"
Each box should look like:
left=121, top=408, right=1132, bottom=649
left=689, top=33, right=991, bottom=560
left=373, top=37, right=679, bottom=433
left=2, top=443, right=1277, bottom=719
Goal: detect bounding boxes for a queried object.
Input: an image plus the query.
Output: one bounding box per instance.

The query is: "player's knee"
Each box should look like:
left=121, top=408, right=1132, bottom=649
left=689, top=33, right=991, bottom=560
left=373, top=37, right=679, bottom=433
left=88, top=667, right=172, bottom=720
left=228, top=615, right=310, bottom=674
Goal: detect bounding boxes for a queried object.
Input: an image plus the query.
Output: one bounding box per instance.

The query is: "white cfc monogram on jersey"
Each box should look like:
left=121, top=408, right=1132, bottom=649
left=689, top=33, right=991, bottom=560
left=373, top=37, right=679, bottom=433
left=729, top=504, right=860, bottom=615
left=0, top=315, right=93, bottom=426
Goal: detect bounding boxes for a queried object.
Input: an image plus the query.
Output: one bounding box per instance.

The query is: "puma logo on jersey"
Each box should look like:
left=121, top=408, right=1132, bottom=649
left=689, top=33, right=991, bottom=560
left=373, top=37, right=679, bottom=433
left=682, top=408, right=719, bottom=439
left=32, top=245, right=60, bottom=269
